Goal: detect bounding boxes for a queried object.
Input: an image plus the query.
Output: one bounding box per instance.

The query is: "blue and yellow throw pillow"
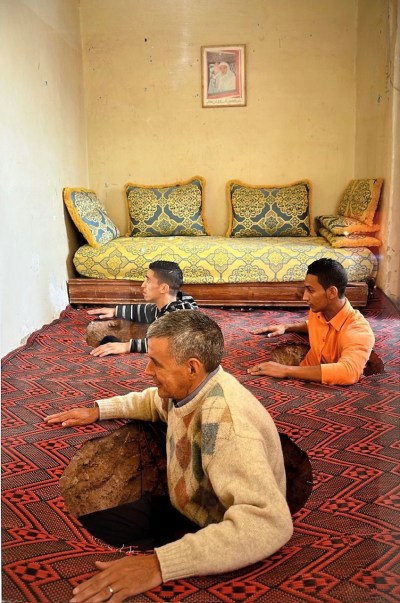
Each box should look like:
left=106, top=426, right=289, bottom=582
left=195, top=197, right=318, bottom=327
left=227, top=179, right=313, bottom=237
left=337, top=179, right=383, bottom=226
left=317, top=214, right=380, bottom=235
left=319, top=227, right=381, bottom=248
left=125, top=176, right=210, bottom=237
left=63, top=188, right=120, bottom=248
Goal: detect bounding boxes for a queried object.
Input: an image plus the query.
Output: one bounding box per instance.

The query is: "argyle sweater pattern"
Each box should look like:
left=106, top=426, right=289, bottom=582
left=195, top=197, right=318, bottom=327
left=96, top=367, right=293, bottom=582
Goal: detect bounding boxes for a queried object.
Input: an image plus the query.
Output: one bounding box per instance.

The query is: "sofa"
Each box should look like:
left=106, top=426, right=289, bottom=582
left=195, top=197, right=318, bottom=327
left=64, top=176, right=382, bottom=307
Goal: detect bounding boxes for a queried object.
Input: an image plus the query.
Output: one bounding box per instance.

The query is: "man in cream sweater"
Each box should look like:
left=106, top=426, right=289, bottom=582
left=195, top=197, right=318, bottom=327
left=46, top=311, right=293, bottom=602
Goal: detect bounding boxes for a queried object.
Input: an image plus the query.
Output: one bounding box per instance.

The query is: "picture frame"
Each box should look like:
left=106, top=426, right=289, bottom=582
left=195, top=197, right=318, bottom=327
left=201, top=44, right=246, bottom=108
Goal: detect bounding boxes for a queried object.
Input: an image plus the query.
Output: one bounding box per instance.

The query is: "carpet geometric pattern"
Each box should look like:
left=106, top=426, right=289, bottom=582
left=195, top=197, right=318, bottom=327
left=2, top=290, right=399, bottom=602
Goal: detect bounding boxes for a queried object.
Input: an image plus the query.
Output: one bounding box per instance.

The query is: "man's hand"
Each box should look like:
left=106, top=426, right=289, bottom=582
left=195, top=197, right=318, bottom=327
left=248, top=362, right=322, bottom=382
left=70, top=554, right=162, bottom=602
left=90, top=342, right=131, bottom=357
left=247, top=361, right=289, bottom=378
left=251, top=324, right=286, bottom=337
left=44, top=407, right=99, bottom=427
left=87, top=307, right=116, bottom=320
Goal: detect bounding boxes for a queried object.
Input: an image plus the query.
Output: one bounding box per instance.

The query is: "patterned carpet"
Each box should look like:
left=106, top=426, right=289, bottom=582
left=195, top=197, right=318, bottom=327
left=2, top=290, right=399, bottom=602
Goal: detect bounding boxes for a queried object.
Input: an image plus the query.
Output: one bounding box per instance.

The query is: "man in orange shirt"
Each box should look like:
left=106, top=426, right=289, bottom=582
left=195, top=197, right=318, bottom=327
left=248, top=258, right=375, bottom=385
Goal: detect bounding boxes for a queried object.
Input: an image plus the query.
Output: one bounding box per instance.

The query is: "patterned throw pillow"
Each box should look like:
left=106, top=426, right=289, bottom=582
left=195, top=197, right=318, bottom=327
left=63, top=188, right=120, bottom=248
left=319, top=227, right=381, bottom=248
left=125, top=176, right=210, bottom=237
left=337, top=179, right=383, bottom=226
left=227, top=180, right=313, bottom=237
left=317, top=214, right=380, bottom=235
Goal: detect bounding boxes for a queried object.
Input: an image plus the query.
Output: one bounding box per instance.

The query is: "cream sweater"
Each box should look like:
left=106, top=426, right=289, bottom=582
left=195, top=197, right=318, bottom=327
left=96, top=367, right=293, bottom=582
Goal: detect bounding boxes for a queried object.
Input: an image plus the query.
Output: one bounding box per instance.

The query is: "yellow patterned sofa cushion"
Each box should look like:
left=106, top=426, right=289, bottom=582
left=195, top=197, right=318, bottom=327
left=337, top=179, right=383, bottom=226
left=318, top=214, right=380, bottom=235
left=227, top=180, right=313, bottom=237
left=125, top=176, right=210, bottom=237
left=73, top=236, right=378, bottom=284
left=63, top=188, right=120, bottom=248
left=319, top=227, right=381, bottom=248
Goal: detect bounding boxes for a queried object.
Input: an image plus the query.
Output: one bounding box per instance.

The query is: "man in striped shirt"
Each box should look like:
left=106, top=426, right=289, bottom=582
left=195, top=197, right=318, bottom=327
left=88, top=261, right=197, bottom=357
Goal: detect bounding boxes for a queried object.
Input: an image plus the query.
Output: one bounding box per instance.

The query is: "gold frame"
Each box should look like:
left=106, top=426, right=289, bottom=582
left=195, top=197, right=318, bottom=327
left=201, top=45, right=246, bottom=107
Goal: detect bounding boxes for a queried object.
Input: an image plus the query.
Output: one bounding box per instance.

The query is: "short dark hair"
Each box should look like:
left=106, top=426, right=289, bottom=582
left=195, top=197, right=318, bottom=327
left=307, top=258, right=348, bottom=298
left=148, top=261, right=183, bottom=293
left=147, top=310, right=224, bottom=372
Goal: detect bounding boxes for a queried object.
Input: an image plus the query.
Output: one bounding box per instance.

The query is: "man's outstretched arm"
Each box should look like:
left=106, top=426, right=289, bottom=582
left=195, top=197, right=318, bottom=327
left=45, top=388, right=166, bottom=427
left=251, top=321, right=308, bottom=336
left=248, top=361, right=322, bottom=382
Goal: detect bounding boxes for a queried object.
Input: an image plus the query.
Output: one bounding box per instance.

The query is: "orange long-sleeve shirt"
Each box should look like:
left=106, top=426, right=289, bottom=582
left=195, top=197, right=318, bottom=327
left=300, top=299, right=375, bottom=385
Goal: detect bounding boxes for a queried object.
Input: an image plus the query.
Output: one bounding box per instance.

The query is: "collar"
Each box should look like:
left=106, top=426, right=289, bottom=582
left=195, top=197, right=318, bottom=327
left=155, top=298, right=176, bottom=314
left=173, top=366, right=220, bottom=408
left=317, top=298, right=351, bottom=332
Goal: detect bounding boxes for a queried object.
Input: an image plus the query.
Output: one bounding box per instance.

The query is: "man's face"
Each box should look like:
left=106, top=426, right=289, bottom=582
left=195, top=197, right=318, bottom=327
left=141, top=269, right=164, bottom=302
left=145, top=337, right=193, bottom=401
left=302, top=273, right=329, bottom=313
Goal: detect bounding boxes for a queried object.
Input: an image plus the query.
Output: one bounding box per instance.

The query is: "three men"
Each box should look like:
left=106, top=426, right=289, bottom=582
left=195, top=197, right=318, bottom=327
left=44, top=257, right=375, bottom=600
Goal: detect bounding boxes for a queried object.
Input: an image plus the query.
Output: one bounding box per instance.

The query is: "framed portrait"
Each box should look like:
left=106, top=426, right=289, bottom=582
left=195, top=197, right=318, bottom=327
left=201, top=44, right=246, bottom=108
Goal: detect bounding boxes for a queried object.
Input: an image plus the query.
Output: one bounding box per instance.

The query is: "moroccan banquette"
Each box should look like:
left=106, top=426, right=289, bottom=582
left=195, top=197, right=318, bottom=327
left=65, top=177, right=382, bottom=307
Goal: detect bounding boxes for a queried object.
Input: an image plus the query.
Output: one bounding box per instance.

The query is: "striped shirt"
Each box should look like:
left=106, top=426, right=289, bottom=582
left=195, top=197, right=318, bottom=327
left=115, top=291, right=198, bottom=353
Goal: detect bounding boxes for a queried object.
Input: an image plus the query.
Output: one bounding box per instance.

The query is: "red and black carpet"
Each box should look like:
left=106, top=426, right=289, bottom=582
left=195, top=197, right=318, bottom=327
left=2, top=291, right=399, bottom=602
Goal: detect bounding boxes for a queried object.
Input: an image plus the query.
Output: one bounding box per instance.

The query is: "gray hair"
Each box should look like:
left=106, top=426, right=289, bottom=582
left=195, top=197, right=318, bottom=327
left=147, top=310, right=224, bottom=372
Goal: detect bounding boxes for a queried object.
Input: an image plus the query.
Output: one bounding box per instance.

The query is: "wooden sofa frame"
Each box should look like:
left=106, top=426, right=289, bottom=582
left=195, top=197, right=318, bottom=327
left=68, top=278, right=372, bottom=308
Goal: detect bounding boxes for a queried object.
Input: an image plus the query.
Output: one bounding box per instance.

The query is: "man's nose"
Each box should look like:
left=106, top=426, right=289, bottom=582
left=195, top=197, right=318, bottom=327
left=144, top=360, right=153, bottom=375
left=303, top=289, right=309, bottom=301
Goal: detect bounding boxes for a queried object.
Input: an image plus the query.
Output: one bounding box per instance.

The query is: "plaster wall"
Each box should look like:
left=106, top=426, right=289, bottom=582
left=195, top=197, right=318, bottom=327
left=80, top=0, right=358, bottom=236
left=355, top=0, right=400, bottom=306
left=0, top=0, right=87, bottom=357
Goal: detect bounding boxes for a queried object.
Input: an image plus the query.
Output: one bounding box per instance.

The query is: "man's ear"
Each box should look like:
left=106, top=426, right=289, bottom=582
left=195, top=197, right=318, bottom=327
left=159, top=282, right=169, bottom=294
left=187, top=358, right=204, bottom=377
left=327, top=285, right=338, bottom=300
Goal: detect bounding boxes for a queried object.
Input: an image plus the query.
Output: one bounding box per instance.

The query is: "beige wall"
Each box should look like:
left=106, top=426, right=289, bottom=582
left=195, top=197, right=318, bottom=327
left=1, top=0, right=398, bottom=358
left=355, top=0, right=400, bottom=305
left=0, top=0, right=87, bottom=357
left=80, top=0, right=358, bottom=236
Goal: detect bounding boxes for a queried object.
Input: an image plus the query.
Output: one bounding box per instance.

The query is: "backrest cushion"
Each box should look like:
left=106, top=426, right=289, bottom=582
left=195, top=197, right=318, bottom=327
left=63, top=187, right=120, bottom=248
left=227, top=179, right=313, bottom=237
left=125, top=176, right=210, bottom=237
left=337, top=179, right=383, bottom=226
